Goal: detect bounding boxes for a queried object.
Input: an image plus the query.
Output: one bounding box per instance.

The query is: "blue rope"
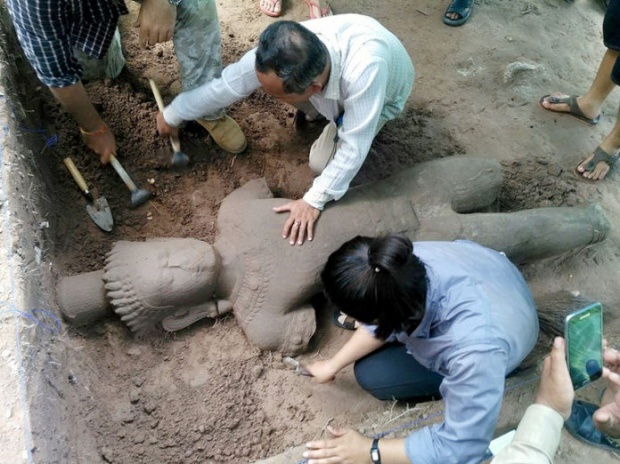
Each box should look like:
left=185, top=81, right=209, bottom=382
left=0, top=93, right=58, bottom=150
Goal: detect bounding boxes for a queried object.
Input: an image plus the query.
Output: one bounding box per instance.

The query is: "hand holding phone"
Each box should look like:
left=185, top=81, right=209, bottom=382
left=565, top=302, right=604, bottom=390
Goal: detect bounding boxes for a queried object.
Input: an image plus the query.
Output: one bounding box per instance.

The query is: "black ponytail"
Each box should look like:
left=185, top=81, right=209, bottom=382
left=321, top=234, right=428, bottom=339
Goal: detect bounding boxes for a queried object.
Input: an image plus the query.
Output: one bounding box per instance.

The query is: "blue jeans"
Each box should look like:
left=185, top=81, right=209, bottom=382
left=354, top=343, right=444, bottom=402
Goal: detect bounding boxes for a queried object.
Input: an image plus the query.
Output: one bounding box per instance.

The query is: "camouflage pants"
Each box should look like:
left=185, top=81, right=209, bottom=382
left=79, top=0, right=223, bottom=118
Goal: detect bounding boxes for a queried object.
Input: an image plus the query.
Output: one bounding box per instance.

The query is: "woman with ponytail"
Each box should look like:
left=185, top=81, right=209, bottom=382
left=304, top=234, right=538, bottom=464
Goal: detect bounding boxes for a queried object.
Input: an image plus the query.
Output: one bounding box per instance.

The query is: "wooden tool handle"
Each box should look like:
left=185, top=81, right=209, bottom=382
left=170, top=136, right=182, bottom=152
left=150, top=79, right=183, bottom=153
left=63, top=157, right=89, bottom=194
left=149, top=79, right=166, bottom=111
left=109, top=155, right=138, bottom=191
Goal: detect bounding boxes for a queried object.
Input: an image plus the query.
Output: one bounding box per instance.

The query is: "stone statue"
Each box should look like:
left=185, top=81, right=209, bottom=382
left=56, top=157, right=611, bottom=355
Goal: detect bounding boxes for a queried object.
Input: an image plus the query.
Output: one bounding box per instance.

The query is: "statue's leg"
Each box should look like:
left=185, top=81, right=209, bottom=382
left=424, top=203, right=610, bottom=264
left=238, top=304, right=317, bottom=355
left=347, top=157, right=503, bottom=214
left=56, top=270, right=110, bottom=325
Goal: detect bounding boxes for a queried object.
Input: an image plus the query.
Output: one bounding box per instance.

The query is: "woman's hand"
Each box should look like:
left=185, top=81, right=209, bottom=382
left=305, top=359, right=339, bottom=383
left=304, top=426, right=372, bottom=464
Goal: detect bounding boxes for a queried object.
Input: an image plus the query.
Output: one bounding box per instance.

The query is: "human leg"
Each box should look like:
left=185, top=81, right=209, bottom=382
left=173, top=0, right=246, bottom=153
left=354, top=343, right=444, bottom=401
left=308, top=115, right=387, bottom=174
left=541, top=0, right=620, bottom=120
left=574, top=119, right=620, bottom=182
left=540, top=49, right=618, bottom=122
left=173, top=0, right=223, bottom=100
left=76, top=29, right=125, bottom=81
left=574, top=47, right=620, bottom=181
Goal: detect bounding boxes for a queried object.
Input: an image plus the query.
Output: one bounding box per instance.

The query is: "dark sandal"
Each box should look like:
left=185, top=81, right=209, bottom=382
left=539, top=95, right=601, bottom=125
left=332, top=310, right=360, bottom=330
left=574, top=146, right=619, bottom=183
left=442, top=0, right=474, bottom=27
left=564, top=401, right=620, bottom=452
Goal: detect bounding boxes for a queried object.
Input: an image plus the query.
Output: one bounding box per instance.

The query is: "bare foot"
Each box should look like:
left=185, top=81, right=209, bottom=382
left=259, top=0, right=282, bottom=17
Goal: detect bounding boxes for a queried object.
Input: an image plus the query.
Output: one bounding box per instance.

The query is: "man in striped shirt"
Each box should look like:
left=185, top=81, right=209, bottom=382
left=6, top=0, right=246, bottom=164
left=156, top=15, right=415, bottom=245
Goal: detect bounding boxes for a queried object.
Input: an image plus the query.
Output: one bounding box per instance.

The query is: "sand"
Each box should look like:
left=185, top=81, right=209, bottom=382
left=0, top=0, right=619, bottom=463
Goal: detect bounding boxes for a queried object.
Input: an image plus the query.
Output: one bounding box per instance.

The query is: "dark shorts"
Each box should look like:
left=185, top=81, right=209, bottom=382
left=603, top=0, right=620, bottom=84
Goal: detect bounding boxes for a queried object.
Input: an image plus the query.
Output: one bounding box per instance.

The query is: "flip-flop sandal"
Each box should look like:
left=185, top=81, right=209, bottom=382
left=574, top=146, right=619, bottom=183
left=564, top=401, right=620, bottom=452
left=332, top=310, right=360, bottom=330
left=539, top=95, right=601, bottom=126
left=303, top=0, right=332, bottom=19
left=259, top=0, right=283, bottom=18
left=442, top=0, right=474, bottom=27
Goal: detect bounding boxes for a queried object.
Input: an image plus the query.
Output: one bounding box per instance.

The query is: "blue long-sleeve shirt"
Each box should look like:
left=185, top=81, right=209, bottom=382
left=373, top=240, right=539, bottom=464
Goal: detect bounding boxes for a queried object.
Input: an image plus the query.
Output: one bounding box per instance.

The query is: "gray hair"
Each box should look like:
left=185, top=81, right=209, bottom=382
left=255, top=21, right=328, bottom=94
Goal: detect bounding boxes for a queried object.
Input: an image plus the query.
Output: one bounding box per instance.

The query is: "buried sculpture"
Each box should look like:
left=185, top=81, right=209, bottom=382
left=57, top=157, right=610, bottom=355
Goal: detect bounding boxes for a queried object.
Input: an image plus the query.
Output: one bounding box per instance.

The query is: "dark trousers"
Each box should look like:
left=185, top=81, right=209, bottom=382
left=604, top=0, right=620, bottom=84
left=354, top=343, right=444, bottom=402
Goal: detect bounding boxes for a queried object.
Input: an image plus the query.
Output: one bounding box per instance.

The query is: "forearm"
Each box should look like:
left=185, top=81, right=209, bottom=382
left=491, top=404, right=563, bottom=464
left=50, top=82, right=105, bottom=131
left=329, top=327, right=385, bottom=372
left=378, top=438, right=411, bottom=464
left=164, top=49, right=259, bottom=126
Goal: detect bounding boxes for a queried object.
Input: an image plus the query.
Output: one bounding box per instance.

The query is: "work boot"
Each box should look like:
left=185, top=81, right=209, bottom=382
left=196, top=115, right=247, bottom=154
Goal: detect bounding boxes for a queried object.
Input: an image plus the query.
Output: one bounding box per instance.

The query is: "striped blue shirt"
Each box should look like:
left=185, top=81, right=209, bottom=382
left=6, top=0, right=182, bottom=88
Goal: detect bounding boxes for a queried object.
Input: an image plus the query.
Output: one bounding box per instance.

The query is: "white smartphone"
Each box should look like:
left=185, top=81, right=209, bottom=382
left=564, top=302, right=604, bottom=390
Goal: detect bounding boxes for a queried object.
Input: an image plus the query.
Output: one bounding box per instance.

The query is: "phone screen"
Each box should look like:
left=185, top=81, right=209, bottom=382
left=565, top=302, right=603, bottom=390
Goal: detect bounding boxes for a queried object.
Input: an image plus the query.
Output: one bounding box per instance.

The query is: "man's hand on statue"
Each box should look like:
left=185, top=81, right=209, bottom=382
left=156, top=112, right=179, bottom=139
left=304, top=426, right=372, bottom=464
left=593, top=340, right=620, bottom=438
left=81, top=126, right=117, bottom=164
left=134, top=0, right=177, bottom=48
left=305, top=360, right=338, bottom=383
left=273, top=199, right=320, bottom=246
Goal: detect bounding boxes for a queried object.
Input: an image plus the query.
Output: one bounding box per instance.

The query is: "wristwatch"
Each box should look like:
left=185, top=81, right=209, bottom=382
left=370, top=438, right=381, bottom=464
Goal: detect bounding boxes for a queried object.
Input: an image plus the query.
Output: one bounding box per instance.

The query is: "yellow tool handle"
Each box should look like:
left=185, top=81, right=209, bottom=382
left=149, top=78, right=182, bottom=153
left=63, top=157, right=89, bottom=194
left=109, top=155, right=138, bottom=191
left=149, top=79, right=166, bottom=111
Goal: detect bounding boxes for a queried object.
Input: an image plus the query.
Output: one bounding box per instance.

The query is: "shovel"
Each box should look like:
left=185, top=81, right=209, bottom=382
left=149, top=79, right=190, bottom=167
left=63, top=157, right=113, bottom=232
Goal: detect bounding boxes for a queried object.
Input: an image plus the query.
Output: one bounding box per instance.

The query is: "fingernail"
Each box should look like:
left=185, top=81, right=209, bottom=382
left=302, top=452, right=309, bottom=458
left=290, top=240, right=295, bottom=245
